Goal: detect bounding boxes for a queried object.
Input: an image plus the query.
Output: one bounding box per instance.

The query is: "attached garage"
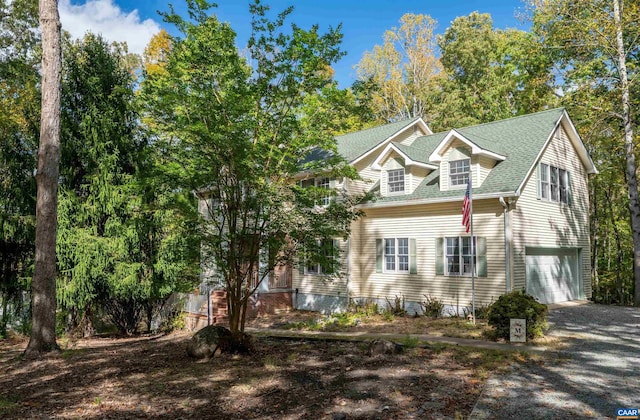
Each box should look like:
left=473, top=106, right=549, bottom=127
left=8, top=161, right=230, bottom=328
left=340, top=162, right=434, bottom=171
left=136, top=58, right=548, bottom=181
left=525, top=247, right=582, bottom=304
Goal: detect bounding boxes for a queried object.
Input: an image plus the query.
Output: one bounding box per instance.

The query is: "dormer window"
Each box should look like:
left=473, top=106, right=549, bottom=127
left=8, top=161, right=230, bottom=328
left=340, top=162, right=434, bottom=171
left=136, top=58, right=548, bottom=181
left=450, top=159, right=470, bottom=186
left=388, top=169, right=405, bottom=193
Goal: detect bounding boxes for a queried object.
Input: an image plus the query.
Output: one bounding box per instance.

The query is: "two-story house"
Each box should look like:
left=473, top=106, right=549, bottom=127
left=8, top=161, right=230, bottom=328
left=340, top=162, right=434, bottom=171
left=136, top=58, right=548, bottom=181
left=193, top=107, right=596, bottom=322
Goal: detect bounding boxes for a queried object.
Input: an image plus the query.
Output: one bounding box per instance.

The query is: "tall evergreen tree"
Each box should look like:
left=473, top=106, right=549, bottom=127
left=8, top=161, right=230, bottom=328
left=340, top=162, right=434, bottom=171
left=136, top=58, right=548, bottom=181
left=0, top=0, right=39, bottom=337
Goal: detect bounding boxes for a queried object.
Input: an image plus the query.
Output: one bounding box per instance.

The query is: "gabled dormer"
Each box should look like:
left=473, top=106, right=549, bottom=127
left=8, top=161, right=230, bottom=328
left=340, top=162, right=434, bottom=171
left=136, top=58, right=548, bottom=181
left=371, top=143, right=437, bottom=196
left=428, top=129, right=506, bottom=191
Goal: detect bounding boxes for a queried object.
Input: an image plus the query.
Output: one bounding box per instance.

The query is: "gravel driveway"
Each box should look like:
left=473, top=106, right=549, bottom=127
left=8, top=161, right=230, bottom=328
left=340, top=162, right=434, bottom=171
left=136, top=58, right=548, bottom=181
left=470, top=302, right=640, bottom=419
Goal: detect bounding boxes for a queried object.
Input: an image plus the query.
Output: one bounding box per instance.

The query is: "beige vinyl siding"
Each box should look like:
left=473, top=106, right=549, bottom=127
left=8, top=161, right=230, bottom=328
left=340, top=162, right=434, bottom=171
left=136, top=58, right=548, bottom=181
left=511, top=123, right=592, bottom=298
left=293, top=239, right=348, bottom=298
left=349, top=200, right=506, bottom=308
left=440, top=142, right=472, bottom=191
left=410, top=167, right=431, bottom=191
left=397, top=126, right=424, bottom=146
left=348, top=154, right=379, bottom=195
left=477, top=155, right=496, bottom=187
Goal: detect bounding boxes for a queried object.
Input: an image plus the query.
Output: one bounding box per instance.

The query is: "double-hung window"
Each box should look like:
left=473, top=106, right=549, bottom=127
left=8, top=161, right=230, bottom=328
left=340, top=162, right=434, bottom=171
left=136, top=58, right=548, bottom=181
left=384, top=238, right=409, bottom=272
left=305, top=239, right=336, bottom=275
left=301, top=177, right=332, bottom=206
left=450, top=159, right=470, bottom=186
left=387, top=169, right=405, bottom=193
left=436, top=236, right=486, bottom=277
left=446, top=236, right=476, bottom=275
left=538, top=163, right=570, bottom=205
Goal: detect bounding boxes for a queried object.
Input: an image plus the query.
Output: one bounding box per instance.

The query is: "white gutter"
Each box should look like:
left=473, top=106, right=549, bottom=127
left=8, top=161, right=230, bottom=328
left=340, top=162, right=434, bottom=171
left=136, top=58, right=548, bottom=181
left=499, top=197, right=512, bottom=293
left=358, top=191, right=519, bottom=209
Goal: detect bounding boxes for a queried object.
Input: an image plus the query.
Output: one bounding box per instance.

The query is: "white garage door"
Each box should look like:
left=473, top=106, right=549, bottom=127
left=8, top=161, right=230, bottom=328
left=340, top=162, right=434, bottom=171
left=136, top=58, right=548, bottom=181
left=525, top=248, right=580, bottom=304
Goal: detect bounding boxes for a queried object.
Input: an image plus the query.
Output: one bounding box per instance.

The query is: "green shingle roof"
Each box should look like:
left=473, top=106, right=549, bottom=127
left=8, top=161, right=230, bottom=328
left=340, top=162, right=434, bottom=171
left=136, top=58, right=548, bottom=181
left=336, top=117, right=421, bottom=162
left=372, top=108, right=566, bottom=204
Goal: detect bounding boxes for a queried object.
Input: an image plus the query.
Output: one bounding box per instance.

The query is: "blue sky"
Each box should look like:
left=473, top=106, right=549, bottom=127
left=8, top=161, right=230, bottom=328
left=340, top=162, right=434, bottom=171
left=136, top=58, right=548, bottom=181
left=62, top=0, right=530, bottom=87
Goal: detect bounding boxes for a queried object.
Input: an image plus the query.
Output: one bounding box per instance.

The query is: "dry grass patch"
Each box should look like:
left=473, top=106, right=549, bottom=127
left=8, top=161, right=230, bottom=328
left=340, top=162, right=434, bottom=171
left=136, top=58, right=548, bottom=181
left=0, top=331, right=534, bottom=419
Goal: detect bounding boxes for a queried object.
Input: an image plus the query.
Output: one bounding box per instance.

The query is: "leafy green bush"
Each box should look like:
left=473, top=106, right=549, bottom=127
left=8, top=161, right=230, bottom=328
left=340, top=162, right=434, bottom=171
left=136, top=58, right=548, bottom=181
left=420, top=295, right=444, bottom=318
left=487, top=291, right=548, bottom=340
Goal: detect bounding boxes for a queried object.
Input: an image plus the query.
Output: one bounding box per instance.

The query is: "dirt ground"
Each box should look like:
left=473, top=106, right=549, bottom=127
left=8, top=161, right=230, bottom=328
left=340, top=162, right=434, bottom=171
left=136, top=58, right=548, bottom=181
left=0, top=314, right=530, bottom=419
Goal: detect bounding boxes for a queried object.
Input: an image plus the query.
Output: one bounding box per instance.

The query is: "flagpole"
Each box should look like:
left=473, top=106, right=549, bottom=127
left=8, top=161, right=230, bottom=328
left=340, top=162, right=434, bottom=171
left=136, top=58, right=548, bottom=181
left=470, top=176, right=475, bottom=325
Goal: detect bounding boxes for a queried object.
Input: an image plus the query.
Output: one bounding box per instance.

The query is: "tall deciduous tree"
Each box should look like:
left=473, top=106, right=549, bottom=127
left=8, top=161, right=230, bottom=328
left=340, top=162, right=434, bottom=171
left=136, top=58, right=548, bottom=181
left=25, top=0, right=62, bottom=355
left=531, top=0, right=639, bottom=304
left=355, top=13, right=442, bottom=123
left=434, top=12, right=555, bottom=130
left=142, top=0, right=363, bottom=343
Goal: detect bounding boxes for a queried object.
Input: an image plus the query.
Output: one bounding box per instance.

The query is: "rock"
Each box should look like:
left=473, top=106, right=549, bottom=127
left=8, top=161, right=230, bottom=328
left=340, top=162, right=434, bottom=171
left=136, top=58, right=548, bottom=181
left=332, top=412, right=347, bottom=420
left=367, top=339, right=403, bottom=356
left=186, top=325, right=232, bottom=360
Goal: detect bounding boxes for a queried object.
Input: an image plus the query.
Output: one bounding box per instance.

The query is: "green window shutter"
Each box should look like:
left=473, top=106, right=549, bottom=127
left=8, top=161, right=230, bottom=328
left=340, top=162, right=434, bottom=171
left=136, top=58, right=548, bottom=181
left=409, top=238, right=417, bottom=274
left=435, top=238, right=444, bottom=275
left=298, top=249, right=305, bottom=275
left=567, top=171, right=572, bottom=206
left=477, top=236, right=487, bottom=277
left=333, top=239, right=341, bottom=268
left=536, top=163, right=541, bottom=199
left=376, top=239, right=383, bottom=273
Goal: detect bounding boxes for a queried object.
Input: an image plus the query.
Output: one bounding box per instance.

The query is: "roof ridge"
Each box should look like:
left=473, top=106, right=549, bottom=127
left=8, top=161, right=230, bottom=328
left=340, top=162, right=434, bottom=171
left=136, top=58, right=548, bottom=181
left=455, top=107, right=565, bottom=132
left=336, top=116, right=420, bottom=139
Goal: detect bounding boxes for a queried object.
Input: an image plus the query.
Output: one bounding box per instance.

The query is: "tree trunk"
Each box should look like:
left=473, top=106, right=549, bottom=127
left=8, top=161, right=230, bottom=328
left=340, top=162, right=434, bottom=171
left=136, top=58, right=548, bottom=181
left=25, top=0, right=62, bottom=356
left=612, top=0, right=640, bottom=306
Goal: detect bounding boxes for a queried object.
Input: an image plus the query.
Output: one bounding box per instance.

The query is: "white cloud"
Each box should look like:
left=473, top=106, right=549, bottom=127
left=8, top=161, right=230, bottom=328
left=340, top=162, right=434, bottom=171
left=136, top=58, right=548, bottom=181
left=59, top=0, right=161, bottom=55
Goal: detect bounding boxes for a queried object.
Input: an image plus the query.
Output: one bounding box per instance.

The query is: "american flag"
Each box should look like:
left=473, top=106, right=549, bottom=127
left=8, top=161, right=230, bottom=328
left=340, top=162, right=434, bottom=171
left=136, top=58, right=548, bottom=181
left=462, top=180, right=471, bottom=233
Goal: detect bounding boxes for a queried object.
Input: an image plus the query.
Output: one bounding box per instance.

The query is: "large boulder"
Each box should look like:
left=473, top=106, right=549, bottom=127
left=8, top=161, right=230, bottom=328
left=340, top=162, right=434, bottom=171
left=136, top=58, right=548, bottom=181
left=186, top=325, right=232, bottom=360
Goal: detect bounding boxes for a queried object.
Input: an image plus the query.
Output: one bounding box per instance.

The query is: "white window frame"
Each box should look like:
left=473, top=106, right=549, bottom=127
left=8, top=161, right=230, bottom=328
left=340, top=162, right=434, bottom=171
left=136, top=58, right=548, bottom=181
left=383, top=238, right=409, bottom=273
left=387, top=169, right=405, bottom=193
left=449, top=159, right=470, bottom=187
left=539, top=163, right=570, bottom=205
left=301, top=176, right=332, bottom=206
left=445, top=236, right=476, bottom=276
left=305, top=239, right=335, bottom=275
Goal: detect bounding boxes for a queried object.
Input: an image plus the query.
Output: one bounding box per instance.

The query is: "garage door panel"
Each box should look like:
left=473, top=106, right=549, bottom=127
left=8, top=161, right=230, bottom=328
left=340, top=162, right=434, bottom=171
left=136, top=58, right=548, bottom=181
left=526, top=249, right=579, bottom=304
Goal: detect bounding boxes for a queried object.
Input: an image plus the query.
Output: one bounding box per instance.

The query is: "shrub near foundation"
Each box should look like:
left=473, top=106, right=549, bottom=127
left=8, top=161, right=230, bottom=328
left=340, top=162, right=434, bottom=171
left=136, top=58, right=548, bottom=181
left=487, top=291, right=548, bottom=340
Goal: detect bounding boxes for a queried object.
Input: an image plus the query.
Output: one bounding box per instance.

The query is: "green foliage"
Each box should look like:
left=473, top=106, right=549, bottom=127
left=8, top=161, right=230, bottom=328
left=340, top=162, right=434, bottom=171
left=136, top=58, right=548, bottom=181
left=487, top=291, right=548, bottom=340
left=432, top=12, right=556, bottom=130
left=141, top=0, right=364, bottom=334
left=283, top=312, right=361, bottom=331
left=349, top=299, right=380, bottom=316
left=420, top=294, right=444, bottom=318
left=0, top=0, right=39, bottom=337
left=56, top=33, right=199, bottom=336
left=399, top=334, right=420, bottom=349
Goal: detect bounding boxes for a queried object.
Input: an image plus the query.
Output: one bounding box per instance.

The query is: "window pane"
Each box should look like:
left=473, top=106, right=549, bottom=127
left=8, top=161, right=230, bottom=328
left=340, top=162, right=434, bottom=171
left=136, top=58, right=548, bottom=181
left=450, top=159, right=470, bottom=186
left=385, top=256, right=395, bottom=271
left=447, top=256, right=460, bottom=274
left=446, top=237, right=459, bottom=256
left=398, top=256, right=409, bottom=271
left=384, top=238, right=395, bottom=255
left=388, top=169, right=405, bottom=193
left=540, top=164, right=549, bottom=182
left=397, top=238, right=408, bottom=255
left=559, top=169, right=568, bottom=203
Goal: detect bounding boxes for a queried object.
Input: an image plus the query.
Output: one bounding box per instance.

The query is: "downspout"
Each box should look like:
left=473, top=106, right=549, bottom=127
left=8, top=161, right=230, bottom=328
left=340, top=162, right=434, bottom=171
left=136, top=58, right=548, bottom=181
left=499, top=197, right=512, bottom=293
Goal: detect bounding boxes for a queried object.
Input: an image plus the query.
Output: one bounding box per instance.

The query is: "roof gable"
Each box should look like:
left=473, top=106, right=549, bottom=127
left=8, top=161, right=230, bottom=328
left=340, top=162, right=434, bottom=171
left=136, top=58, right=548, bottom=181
left=336, top=117, right=431, bottom=163
left=428, top=129, right=506, bottom=162
left=370, top=143, right=438, bottom=171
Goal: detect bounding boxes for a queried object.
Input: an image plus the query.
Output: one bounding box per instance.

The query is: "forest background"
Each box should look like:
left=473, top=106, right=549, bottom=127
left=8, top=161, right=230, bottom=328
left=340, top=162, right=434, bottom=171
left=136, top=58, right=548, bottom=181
left=1, top=0, right=638, bottom=340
